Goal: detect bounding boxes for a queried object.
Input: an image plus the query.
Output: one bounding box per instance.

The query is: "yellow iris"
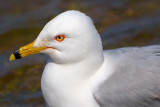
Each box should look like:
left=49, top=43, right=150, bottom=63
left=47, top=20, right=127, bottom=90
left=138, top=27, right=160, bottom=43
left=55, top=35, right=65, bottom=42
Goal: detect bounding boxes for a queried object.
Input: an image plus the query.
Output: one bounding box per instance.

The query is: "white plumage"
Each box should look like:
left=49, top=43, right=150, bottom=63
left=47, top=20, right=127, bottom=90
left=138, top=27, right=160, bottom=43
left=33, top=10, right=160, bottom=107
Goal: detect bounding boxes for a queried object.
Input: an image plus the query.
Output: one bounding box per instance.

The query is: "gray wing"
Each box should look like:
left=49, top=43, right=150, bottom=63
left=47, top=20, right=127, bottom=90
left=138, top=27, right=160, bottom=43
left=94, top=45, right=160, bottom=107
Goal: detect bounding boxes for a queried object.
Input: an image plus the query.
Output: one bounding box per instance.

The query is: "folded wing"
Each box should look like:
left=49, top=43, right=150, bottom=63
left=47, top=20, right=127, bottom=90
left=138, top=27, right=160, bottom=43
left=94, top=45, right=160, bottom=107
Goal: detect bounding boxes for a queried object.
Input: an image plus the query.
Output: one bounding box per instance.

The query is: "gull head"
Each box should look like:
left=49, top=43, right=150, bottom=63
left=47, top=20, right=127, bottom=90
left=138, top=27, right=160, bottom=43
left=10, top=10, right=103, bottom=64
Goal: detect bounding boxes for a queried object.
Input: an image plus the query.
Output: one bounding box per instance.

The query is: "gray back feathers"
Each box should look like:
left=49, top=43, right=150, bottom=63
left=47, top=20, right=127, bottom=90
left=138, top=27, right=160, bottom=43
left=94, top=46, right=160, bottom=107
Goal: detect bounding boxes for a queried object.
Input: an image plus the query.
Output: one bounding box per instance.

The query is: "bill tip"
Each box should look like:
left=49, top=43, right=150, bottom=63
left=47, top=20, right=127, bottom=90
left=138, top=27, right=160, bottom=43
left=9, top=53, right=15, bottom=61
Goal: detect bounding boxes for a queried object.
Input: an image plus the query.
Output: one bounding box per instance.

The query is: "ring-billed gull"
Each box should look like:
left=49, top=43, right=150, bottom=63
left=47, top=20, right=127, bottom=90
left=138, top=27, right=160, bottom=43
left=10, top=10, right=160, bottom=107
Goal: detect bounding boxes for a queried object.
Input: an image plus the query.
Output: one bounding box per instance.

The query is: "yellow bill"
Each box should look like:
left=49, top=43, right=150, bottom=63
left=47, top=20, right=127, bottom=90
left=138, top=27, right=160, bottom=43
left=9, top=41, right=47, bottom=61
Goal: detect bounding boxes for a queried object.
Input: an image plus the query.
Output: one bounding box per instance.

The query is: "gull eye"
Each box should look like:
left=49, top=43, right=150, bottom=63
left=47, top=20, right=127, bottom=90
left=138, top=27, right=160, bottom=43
left=55, top=35, right=65, bottom=42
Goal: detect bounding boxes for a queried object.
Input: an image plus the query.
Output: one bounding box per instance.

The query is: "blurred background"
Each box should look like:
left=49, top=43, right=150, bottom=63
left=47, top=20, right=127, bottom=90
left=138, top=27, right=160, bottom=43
left=0, top=0, right=160, bottom=106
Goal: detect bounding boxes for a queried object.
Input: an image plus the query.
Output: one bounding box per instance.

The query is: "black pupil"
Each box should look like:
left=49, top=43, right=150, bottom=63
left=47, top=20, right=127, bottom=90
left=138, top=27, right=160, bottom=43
left=58, top=36, right=62, bottom=39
